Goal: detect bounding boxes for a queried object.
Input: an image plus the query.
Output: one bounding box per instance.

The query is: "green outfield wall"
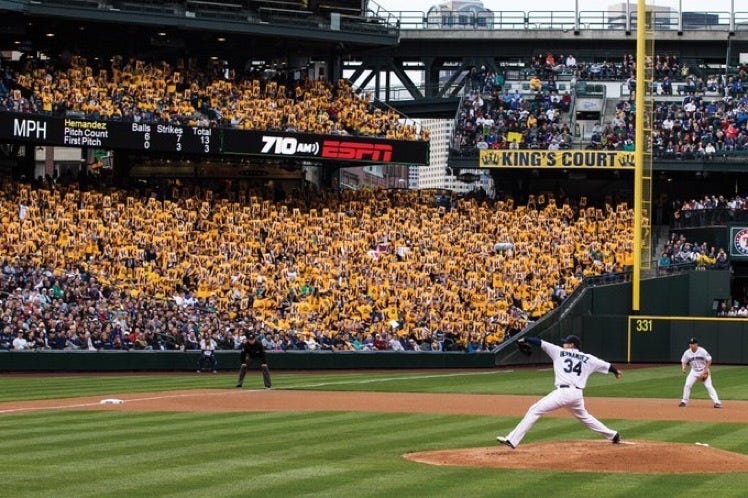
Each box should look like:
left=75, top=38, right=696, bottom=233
left=496, top=269, right=747, bottom=366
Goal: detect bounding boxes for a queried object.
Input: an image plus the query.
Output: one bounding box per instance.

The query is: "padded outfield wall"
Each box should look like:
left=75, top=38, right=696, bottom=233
left=496, top=270, right=748, bottom=367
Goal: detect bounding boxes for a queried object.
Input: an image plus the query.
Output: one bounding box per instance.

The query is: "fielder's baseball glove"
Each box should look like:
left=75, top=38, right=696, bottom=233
left=699, top=370, right=709, bottom=382
left=517, top=339, right=533, bottom=356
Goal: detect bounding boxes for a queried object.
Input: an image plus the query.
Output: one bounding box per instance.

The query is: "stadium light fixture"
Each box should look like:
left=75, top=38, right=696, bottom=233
left=45, top=33, right=55, bottom=37
left=217, top=37, right=226, bottom=42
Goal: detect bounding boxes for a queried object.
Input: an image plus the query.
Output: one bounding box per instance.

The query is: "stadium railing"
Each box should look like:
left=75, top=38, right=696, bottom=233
left=388, top=9, right=746, bottom=33
left=671, top=208, right=748, bottom=229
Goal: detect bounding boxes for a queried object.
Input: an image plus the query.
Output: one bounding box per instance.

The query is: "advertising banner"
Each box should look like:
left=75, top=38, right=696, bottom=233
left=0, top=112, right=429, bottom=165
left=479, top=149, right=635, bottom=169
left=729, top=226, right=748, bottom=260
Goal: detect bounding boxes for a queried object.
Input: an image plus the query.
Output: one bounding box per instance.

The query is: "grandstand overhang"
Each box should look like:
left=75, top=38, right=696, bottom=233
left=395, top=30, right=747, bottom=60
left=0, top=1, right=399, bottom=57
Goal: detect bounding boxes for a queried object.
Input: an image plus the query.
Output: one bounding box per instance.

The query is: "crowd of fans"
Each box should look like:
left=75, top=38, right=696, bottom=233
left=0, top=178, right=634, bottom=352
left=651, top=94, right=748, bottom=158
left=452, top=87, right=572, bottom=153
left=0, top=55, right=427, bottom=141
left=530, top=53, right=685, bottom=82
left=658, top=232, right=728, bottom=272
left=604, top=91, right=748, bottom=158
left=454, top=53, right=748, bottom=154
left=5, top=50, right=745, bottom=353
left=671, top=194, right=748, bottom=228
left=528, top=52, right=747, bottom=96
left=716, top=298, right=748, bottom=317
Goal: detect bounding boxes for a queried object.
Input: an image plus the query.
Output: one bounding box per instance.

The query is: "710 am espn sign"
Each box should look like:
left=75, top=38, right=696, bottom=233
left=479, top=149, right=635, bottom=169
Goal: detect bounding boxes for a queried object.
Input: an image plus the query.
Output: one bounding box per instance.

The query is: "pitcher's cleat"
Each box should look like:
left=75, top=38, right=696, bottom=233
left=678, top=402, right=687, bottom=407
left=612, top=433, right=620, bottom=444
left=497, top=436, right=515, bottom=449
left=714, top=403, right=722, bottom=408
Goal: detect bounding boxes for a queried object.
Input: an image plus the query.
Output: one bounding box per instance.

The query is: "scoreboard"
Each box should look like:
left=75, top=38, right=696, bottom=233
left=0, top=112, right=429, bottom=165
left=83, top=121, right=215, bottom=154
left=4, top=114, right=217, bottom=154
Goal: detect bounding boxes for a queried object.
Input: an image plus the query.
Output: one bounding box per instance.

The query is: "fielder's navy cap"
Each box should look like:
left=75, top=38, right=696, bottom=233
left=563, top=335, right=581, bottom=348
left=688, top=337, right=699, bottom=344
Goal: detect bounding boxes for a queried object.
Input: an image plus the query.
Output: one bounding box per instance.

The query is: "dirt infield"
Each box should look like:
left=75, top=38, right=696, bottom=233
left=405, top=441, right=748, bottom=474
left=1, top=390, right=747, bottom=474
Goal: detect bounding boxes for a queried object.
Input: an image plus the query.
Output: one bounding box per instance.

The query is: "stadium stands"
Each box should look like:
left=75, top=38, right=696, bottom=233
left=451, top=56, right=748, bottom=155
left=0, top=177, right=634, bottom=352
left=0, top=55, right=425, bottom=141
left=657, top=231, right=729, bottom=273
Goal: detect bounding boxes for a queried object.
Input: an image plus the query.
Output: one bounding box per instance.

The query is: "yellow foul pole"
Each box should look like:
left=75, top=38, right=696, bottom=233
left=633, top=0, right=646, bottom=312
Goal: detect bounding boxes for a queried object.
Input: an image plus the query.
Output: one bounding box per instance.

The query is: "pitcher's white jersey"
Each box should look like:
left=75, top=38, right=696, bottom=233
left=681, top=346, right=711, bottom=373
left=499, top=338, right=620, bottom=448
left=542, top=340, right=612, bottom=389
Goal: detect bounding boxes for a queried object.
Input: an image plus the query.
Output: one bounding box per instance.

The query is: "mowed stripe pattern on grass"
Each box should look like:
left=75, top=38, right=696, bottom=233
left=1, top=365, right=746, bottom=402
left=0, top=410, right=746, bottom=498
left=1, top=367, right=747, bottom=498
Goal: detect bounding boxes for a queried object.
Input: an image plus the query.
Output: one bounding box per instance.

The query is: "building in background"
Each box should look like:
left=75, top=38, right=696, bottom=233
left=606, top=2, right=675, bottom=30
left=411, top=118, right=493, bottom=195
left=426, top=0, right=493, bottom=29
left=681, top=12, right=720, bottom=30
left=606, top=2, right=722, bottom=31
left=338, top=118, right=490, bottom=194
left=339, top=163, right=409, bottom=190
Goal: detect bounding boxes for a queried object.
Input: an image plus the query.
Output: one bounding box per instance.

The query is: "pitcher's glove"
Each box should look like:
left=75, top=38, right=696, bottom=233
left=517, top=338, right=533, bottom=356
left=699, top=369, right=709, bottom=382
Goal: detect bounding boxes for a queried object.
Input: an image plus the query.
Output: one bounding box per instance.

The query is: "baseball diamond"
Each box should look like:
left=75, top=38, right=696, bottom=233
left=2, top=0, right=748, bottom=496
left=1, top=374, right=747, bottom=476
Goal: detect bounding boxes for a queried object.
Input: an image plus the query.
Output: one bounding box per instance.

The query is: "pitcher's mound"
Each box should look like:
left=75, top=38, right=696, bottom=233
left=405, top=440, right=748, bottom=474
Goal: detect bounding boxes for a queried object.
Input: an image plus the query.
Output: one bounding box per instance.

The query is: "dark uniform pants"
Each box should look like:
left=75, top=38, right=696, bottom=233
left=237, top=359, right=271, bottom=388
left=197, top=351, right=217, bottom=371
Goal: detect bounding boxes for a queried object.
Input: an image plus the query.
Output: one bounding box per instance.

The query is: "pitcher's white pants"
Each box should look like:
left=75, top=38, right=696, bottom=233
left=681, top=372, right=721, bottom=405
left=505, top=387, right=617, bottom=447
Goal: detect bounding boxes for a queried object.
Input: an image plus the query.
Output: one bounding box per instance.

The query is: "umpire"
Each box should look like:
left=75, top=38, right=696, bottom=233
left=236, top=332, right=272, bottom=389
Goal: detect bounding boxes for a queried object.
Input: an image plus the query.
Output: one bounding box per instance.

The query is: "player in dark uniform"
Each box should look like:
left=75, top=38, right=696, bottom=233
left=236, top=332, right=272, bottom=389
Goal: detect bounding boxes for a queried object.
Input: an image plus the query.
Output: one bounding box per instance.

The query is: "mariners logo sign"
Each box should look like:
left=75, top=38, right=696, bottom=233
left=730, top=227, right=748, bottom=257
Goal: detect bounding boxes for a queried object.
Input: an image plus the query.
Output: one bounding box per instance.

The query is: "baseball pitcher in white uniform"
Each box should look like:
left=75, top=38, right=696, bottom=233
left=679, top=337, right=722, bottom=408
left=497, top=335, right=623, bottom=449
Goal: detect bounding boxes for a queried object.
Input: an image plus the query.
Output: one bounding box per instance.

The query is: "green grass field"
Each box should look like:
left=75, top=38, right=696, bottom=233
left=1, top=365, right=746, bottom=498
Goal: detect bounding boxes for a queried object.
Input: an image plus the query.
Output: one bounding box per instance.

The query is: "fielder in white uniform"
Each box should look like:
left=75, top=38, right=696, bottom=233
left=679, top=337, right=722, bottom=408
left=497, top=335, right=622, bottom=449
